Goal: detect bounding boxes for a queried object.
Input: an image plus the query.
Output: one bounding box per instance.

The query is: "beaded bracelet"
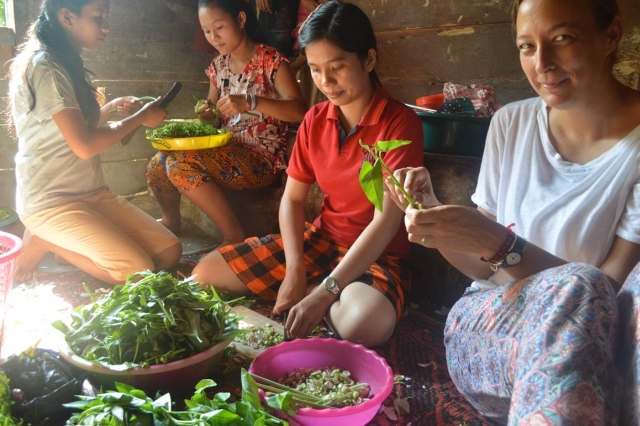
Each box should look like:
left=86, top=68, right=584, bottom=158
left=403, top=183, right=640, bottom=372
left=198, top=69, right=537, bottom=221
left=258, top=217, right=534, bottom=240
left=480, top=223, right=516, bottom=265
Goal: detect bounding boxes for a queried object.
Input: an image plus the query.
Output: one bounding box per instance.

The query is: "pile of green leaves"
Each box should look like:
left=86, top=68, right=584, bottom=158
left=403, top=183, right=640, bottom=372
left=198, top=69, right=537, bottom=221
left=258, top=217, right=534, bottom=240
left=52, top=271, right=244, bottom=369
left=65, top=370, right=289, bottom=426
left=145, top=122, right=227, bottom=141
left=0, top=373, right=19, bottom=426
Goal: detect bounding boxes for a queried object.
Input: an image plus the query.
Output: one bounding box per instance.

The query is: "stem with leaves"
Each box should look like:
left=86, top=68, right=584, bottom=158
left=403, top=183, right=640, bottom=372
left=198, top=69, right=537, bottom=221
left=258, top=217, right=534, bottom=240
left=359, top=140, right=419, bottom=211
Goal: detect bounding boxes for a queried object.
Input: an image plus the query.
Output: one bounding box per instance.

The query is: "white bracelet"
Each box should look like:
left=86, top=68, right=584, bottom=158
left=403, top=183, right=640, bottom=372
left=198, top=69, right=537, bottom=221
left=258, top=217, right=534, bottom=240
left=109, top=120, right=123, bottom=129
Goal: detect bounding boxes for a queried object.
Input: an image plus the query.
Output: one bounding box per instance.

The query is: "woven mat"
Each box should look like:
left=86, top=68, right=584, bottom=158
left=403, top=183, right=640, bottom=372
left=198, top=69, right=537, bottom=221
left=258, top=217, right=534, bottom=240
left=27, top=254, right=492, bottom=426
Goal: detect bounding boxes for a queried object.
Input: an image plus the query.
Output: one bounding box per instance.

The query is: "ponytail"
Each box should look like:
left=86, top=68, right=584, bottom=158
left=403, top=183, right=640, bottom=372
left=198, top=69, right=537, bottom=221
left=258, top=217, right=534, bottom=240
left=8, top=0, right=101, bottom=129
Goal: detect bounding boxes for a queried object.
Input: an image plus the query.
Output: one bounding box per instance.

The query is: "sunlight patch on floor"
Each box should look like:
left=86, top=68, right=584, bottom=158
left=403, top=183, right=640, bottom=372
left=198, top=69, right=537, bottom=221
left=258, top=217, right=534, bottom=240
left=1, top=282, right=75, bottom=360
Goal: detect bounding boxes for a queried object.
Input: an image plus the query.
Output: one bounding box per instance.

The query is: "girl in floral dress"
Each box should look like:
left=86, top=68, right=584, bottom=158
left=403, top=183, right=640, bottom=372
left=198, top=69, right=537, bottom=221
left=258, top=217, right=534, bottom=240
left=146, top=0, right=307, bottom=244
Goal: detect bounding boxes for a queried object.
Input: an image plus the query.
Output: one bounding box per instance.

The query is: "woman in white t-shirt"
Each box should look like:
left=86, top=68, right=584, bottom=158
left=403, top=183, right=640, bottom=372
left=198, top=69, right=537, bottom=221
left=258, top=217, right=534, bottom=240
left=387, top=0, right=640, bottom=424
left=9, top=0, right=182, bottom=284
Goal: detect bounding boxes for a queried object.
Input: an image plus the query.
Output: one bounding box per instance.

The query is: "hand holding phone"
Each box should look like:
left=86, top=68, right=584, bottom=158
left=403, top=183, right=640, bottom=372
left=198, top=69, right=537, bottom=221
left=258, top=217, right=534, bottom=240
left=159, top=82, right=183, bottom=109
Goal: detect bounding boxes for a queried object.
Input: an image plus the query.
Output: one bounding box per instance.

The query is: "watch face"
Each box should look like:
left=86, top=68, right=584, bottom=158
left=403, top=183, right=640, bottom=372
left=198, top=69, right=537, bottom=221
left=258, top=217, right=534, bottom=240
left=506, top=252, right=521, bottom=265
left=323, top=277, right=339, bottom=294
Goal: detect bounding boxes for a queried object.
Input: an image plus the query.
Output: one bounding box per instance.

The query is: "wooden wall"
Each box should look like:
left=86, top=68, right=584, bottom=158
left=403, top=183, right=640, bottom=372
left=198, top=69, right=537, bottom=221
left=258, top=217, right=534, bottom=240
left=3, top=0, right=212, bottom=203
left=350, top=0, right=640, bottom=105
left=0, top=0, right=639, bottom=210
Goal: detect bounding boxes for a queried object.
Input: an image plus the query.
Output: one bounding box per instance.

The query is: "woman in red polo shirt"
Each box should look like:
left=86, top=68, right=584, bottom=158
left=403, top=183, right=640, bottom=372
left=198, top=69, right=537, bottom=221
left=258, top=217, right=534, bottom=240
left=193, top=0, right=423, bottom=347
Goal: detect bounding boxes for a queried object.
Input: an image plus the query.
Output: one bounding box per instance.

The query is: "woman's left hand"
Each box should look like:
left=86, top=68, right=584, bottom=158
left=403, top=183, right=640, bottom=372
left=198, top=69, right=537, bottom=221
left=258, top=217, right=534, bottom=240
left=285, top=289, right=334, bottom=339
left=108, top=96, right=143, bottom=117
left=216, top=94, right=249, bottom=116
left=406, top=204, right=506, bottom=259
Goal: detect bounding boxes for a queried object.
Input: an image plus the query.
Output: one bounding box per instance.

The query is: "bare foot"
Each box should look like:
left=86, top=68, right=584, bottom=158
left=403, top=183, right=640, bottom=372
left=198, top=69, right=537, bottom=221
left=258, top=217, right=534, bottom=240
left=157, top=217, right=181, bottom=235
left=13, top=230, right=49, bottom=282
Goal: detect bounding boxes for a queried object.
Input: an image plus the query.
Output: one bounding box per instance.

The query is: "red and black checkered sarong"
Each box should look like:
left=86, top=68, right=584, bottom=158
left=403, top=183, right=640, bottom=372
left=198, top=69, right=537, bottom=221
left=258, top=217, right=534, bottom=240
left=219, top=223, right=411, bottom=321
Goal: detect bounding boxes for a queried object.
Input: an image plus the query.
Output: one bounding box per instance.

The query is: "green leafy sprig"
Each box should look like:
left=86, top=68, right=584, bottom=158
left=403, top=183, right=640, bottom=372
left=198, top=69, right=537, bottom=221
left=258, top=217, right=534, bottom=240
left=0, top=373, right=20, bottom=426
left=52, top=271, right=245, bottom=369
left=358, top=140, right=418, bottom=212
left=65, top=371, right=289, bottom=426
left=193, top=95, right=222, bottom=118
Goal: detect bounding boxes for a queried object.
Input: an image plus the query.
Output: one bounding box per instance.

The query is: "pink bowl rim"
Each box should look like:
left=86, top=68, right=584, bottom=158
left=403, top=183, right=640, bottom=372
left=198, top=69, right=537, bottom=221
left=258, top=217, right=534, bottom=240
left=0, top=231, right=23, bottom=261
left=248, top=337, right=394, bottom=418
left=58, top=338, right=233, bottom=376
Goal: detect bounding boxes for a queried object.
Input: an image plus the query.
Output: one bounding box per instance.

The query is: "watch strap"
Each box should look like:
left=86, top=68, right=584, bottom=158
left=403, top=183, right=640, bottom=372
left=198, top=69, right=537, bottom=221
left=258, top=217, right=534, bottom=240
left=498, top=235, right=526, bottom=269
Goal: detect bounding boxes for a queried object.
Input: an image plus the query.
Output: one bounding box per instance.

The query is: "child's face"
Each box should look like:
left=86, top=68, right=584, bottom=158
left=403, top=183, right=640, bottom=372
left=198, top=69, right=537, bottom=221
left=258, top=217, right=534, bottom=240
left=63, top=0, right=111, bottom=53
left=305, top=39, right=375, bottom=108
left=199, top=6, right=246, bottom=55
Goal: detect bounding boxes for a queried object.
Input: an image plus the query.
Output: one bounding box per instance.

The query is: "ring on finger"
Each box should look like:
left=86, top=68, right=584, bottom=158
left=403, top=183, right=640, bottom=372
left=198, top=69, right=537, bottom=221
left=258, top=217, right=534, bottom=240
left=421, top=235, right=426, bottom=245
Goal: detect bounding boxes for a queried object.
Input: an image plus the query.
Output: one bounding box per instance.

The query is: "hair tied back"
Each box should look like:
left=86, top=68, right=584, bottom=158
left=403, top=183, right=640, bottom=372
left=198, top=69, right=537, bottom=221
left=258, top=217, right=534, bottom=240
left=298, top=2, right=326, bottom=36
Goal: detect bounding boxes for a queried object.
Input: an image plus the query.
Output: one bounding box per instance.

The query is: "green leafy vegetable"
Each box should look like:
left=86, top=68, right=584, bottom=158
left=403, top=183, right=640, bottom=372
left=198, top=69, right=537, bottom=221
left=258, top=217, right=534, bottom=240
left=358, top=139, right=419, bottom=212
left=52, top=271, right=244, bottom=369
left=0, top=373, right=20, bottom=426
left=145, top=122, right=227, bottom=141
left=194, top=95, right=222, bottom=118
left=65, top=372, right=289, bottom=426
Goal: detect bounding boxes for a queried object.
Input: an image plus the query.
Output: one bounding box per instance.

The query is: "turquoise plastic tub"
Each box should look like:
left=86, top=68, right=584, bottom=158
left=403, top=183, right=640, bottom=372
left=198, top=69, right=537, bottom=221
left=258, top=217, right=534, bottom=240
left=417, top=111, right=492, bottom=158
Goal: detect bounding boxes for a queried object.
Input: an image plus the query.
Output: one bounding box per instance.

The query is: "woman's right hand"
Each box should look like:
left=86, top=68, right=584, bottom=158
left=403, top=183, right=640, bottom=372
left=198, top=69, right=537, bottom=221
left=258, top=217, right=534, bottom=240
left=136, top=97, right=167, bottom=127
left=385, top=167, right=442, bottom=211
left=273, top=265, right=307, bottom=316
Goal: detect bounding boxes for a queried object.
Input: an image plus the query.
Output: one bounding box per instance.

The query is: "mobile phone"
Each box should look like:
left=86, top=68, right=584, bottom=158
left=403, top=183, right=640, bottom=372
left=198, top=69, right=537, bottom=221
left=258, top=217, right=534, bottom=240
left=159, top=82, right=183, bottom=109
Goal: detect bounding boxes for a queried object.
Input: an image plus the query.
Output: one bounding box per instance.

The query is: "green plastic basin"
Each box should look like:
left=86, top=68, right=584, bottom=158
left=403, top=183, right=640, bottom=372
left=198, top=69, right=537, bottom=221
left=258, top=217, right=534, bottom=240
left=417, top=111, right=492, bottom=158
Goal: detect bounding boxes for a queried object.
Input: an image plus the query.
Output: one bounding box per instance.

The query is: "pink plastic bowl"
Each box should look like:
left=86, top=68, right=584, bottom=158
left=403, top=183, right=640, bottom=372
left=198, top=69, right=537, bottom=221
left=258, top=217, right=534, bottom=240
left=249, top=338, right=394, bottom=426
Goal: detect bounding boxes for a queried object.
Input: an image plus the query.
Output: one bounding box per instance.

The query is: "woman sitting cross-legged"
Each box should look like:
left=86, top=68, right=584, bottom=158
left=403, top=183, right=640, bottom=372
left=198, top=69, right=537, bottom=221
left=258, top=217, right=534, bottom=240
left=386, top=0, right=640, bottom=423
left=192, top=1, right=424, bottom=348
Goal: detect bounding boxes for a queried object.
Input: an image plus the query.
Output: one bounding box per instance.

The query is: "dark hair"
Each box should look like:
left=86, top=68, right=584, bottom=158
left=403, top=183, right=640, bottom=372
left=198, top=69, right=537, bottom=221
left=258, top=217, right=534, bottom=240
left=511, top=0, right=620, bottom=30
left=9, top=0, right=102, bottom=129
left=298, top=1, right=381, bottom=87
left=197, top=0, right=266, bottom=45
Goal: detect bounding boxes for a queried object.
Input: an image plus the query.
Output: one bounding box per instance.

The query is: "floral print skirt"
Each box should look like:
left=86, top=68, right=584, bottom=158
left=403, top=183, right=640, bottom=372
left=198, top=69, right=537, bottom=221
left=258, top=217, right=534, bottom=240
left=445, top=263, right=622, bottom=425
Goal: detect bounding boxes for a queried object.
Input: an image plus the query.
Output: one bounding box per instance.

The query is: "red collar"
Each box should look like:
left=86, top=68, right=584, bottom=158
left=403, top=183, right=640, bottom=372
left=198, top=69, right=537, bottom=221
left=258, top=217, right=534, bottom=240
left=326, top=85, right=390, bottom=127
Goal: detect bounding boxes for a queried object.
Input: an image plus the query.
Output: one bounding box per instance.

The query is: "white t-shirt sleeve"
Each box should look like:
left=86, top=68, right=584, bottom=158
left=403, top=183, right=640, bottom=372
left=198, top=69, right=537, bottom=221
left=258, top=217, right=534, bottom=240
left=471, top=106, right=508, bottom=217
left=617, top=179, right=640, bottom=244
left=31, top=55, right=80, bottom=122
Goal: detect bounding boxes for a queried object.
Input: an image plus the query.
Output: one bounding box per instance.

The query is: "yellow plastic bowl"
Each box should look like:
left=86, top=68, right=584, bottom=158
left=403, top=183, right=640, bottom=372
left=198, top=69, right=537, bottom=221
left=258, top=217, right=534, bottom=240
left=150, top=132, right=231, bottom=151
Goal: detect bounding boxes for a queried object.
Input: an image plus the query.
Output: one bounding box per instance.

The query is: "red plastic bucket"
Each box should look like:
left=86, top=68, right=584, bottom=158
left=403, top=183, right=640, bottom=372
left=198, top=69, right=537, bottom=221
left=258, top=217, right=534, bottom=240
left=0, top=231, right=23, bottom=358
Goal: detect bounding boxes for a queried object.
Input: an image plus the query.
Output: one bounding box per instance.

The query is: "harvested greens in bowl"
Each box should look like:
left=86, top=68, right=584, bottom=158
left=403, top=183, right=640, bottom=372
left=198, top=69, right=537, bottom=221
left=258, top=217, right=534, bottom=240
left=145, top=121, right=227, bottom=141
left=52, top=271, right=244, bottom=370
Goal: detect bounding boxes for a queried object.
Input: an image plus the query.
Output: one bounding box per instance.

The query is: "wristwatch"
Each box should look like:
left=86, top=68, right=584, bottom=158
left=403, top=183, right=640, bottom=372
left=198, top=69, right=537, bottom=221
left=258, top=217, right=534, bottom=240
left=499, top=235, right=526, bottom=269
left=322, top=276, right=340, bottom=295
